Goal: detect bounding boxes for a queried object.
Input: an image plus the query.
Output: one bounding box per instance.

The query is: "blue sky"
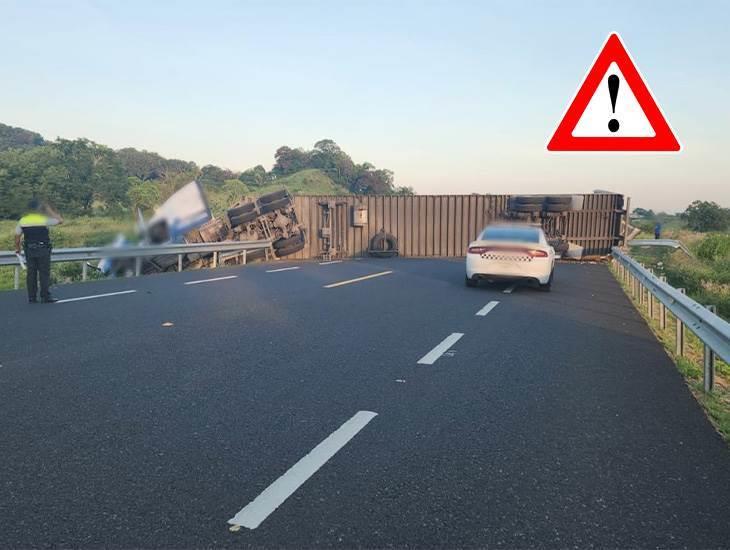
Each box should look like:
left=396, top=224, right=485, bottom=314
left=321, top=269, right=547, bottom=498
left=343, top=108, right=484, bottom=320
left=2, top=0, right=728, bottom=211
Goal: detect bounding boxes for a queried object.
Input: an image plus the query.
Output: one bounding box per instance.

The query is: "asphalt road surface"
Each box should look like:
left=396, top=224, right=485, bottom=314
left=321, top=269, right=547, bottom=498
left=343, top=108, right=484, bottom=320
left=1, top=258, right=729, bottom=548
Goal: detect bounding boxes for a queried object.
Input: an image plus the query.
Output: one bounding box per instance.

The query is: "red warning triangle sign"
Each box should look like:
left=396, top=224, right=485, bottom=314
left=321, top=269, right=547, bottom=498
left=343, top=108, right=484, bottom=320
left=547, top=33, right=680, bottom=152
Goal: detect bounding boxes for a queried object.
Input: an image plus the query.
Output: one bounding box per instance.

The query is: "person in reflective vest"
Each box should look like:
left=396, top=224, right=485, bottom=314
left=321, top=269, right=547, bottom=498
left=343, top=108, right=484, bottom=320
left=14, top=199, right=64, bottom=303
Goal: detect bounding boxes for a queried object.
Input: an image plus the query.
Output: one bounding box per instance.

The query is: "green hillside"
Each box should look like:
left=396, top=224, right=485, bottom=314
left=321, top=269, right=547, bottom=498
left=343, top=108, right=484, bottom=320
left=259, top=169, right=349, bottom=196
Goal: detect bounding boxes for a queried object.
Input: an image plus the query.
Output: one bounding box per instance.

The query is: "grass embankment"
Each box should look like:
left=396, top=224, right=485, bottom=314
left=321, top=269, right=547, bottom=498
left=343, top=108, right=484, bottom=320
left=0, top=216, right=135, bottom=291
left=609, top=259, right=730, bottom=442
left=631, top=227, right=730, bottom=321
left=204, top=169, right=349, bottom=217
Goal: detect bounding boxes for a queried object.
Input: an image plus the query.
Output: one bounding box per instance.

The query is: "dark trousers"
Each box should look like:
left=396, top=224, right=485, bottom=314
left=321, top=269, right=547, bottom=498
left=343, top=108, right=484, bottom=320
left=25, top=246, right=51, bottom=301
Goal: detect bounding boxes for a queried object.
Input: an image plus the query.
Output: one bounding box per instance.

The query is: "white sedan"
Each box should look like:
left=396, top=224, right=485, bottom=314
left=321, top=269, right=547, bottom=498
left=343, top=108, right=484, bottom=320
left=465, top=224, right=555, bottom=291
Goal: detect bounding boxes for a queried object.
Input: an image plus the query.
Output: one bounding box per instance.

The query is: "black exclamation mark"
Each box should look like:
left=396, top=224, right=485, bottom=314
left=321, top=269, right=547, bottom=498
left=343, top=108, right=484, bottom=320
left=608, top=74, right=620, bottom=132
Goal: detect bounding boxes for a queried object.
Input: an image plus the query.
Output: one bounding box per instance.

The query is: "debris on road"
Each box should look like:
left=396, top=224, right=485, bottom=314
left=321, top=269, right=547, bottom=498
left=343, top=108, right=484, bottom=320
left=161, top=322, right=174, bottom=327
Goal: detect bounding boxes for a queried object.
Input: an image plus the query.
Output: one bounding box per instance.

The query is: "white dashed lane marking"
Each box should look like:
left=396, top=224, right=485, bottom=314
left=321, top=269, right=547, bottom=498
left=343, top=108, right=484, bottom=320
left=417, top=332, right=464, bottom=365
left=323, top=271, right=393, bottom=288
left=476, top=301, right=499, bottom=316
left=266, top=267, right=301, bottom=273
left=228, top=411, right=378, bottom=530
left=503, top=284, right=516, bottom=294
left=184, top=275, right=238, bottom=285
left=55, top=290, right=137, bottom=304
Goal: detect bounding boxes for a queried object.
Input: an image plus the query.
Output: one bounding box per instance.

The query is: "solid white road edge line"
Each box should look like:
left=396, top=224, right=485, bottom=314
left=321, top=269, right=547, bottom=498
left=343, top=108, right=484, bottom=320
left=266, top=267, right=300, bottom=273
left=184, top=275, right=238, bottom=285
left=503, top=284, right=516, bottom=294
left=476, top=301, right=500, bottom=316
left=323, top=270, right=393, bottom=288
left=228, top=410, right=378, bottom=530
left=319, top=260, right=343, bottom=265
left=417, top=332, right=464, bottom=365
left=55, top=290, right=137, bottom=304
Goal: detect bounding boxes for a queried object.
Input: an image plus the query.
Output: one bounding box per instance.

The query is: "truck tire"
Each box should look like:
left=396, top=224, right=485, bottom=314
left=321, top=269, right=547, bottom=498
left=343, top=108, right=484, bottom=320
left=259, top=197, right=291, bottom=214
left=543, top=203, right=571, bottom=213
left=275, top=241, right=305, bottom=257
left=245, top=248, right=267, bottom=262
left=544, top=195, right=572, bottom=205
left=258, top=190, right=288, bottom=204
left=512, top=195, right=545, bottom=205
left=511, top=202, right=542, bottom=213
left=229, top=210, right=258, bottom=227
left=228, top=203, right=256, bottom=218
left=273, top=234, right=304, bottom=250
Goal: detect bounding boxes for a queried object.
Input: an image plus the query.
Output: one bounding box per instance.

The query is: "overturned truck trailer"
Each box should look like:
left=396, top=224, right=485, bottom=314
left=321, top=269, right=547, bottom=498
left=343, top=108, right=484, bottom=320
left=103, top=184, right=305, bottom=276
left=183, top=189, right=305, bottom=268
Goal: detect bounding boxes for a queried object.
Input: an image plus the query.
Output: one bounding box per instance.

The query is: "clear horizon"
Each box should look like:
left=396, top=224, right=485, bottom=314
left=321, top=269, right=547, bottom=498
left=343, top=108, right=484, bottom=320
left=2, top=0, right=728, bottom=212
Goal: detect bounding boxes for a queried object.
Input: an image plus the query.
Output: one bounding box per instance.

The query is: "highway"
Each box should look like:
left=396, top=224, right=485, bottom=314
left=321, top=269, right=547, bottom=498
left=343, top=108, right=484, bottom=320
left=1, top=258, right=729, bottom=548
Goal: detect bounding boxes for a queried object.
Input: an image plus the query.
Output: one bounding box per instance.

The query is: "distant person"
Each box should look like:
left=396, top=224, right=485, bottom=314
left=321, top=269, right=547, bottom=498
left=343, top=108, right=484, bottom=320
left=654, top=222, right=662, bottom=240
left=14, top=199, right=63, bottom=303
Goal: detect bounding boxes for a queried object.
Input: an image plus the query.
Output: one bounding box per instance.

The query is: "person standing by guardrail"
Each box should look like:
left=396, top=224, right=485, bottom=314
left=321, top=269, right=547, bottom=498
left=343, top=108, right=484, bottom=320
left=14, top=199, right=63, bottom=303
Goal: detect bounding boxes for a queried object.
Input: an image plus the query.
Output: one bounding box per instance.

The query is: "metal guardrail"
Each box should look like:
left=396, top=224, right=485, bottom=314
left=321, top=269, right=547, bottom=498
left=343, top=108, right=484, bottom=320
left=1, top=240, right=273, bottom=289
left=628, top=239, right=692, bottom=256
left=612, top=246, right=730, bottom=392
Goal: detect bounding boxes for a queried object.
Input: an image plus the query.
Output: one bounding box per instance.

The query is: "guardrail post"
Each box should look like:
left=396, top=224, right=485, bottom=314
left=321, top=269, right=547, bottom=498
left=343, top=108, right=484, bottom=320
left=178, top=254, right=183, bottom=272
left=135, top=257, right=142, bottom=277
left=213, top=251, right=218, bottom=268
left=676, top=288, right=686, bottom=357
left=648, top=282, right=654, bottom=319
left=243, top=249, right=247, bottom=265
left=659, top=276, right=667, bottom=329
left=14, top=266, right=20, bottom=290
left=704, top=305, right=717, bottom=393
left=82, top=261, right=88, bottom=281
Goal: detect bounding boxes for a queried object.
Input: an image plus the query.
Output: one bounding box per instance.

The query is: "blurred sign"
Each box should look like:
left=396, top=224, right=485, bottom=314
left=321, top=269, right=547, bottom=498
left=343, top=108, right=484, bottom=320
left=547, top=33, right=680, bottom=152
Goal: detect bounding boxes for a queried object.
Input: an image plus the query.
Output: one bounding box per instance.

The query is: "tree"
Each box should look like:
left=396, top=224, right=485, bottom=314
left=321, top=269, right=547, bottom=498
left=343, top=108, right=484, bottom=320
left=127, top=178, right=160, bottom=212
left=633, top=208, right=655, bottom=219
left=0, top=122, right=44, bottom=151
left=682, top=200, right=729, bottom=232
left=239, top=165, right=269, bottom=187
left=117, top=148, right=197, bottom=180
left=198, top=164, right=236, bottom=187
left=272, top=146, right=311, bottom=176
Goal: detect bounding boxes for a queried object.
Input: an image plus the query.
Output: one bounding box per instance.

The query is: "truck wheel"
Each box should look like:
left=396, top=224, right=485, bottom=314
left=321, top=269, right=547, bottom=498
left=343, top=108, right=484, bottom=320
left=512, top=195, right=545, bottom=205
left=258, top=190, right=288, bottom=204
left=544, top=195, right=572, bottom=205
left=259, top=197, right=291, bottom=215
left=275, top=241, right=305, bottom=257
left=274, top=234, right=304, bottom=250
left=227, top=203, right=256, bottom=218
left=229, top=210, right=258, bottom=227
left=543, top=203, right=571, bottom=212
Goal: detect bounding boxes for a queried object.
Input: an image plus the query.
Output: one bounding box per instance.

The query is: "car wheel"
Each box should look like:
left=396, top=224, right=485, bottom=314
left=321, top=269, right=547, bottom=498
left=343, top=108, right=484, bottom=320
left=257, top=190, right=288, bottom=204
left=539, top=270, right=554, bottom=292
left=465, top=275, right=478, bottom=288
left=259, top=197, right=291, bottom=214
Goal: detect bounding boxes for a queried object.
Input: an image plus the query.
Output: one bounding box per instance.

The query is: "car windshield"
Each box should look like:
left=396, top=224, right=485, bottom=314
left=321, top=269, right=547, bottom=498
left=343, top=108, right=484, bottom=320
left=480, top=226, right=540, bottom=243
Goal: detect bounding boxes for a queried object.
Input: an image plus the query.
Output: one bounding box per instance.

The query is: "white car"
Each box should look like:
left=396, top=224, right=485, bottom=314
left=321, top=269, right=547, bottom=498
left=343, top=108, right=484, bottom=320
left=465, top=224, right=555, bottom=291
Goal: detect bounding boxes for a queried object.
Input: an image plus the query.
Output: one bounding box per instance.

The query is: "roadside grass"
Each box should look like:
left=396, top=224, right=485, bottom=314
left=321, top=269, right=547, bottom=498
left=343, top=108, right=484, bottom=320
left=0, top=216, right=135, bottom=292
left=610, top=261, right=730, bottom=442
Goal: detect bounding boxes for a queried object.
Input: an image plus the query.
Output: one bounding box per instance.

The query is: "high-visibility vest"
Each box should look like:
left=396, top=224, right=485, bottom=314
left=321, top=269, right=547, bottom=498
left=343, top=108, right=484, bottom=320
left=17, top=213, right=53, bottom=244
